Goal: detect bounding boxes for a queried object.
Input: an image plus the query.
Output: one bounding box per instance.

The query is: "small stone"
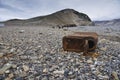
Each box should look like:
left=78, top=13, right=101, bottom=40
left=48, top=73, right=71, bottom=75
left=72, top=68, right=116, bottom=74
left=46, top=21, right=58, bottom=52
left=12, top=64, right=17, bottom=69
left=5, top=70, right=10, bottom=74
left=10, top=48, right=16, bottom=53
left=49, top=33, right=52, bottom=35
left=8, top=73, right=14, bottom=79
left=98, top=75, right=109, bottom=79
left=70, top=59, right=74, bottom=62
left=64, top=70, right=69, bottom=77
left=22, top=65, right=29, bottom=72
left=19, top=72, right=27, bottom=77
left=100, top=47, right=107, bottom=51
left=19, top=30, right=25, bottom=33
left=99, top=39, right=108, bottom=43
left=68, top=71, right=73, bottom=75
left=0, top=43, right=4, bottom=45
left=39, top=55, right=43, bottom=59
left=90, top=65, right=95, bottom=70
left=0, top=53, right=4, bottom=58
left=43, top=68, right=48, bottom=73
left=53, top=70, right=64, bottom=74
left=92, top=70, right=100, bottom=75
left=0, top=63, right=12, bottom=74
left=39, top=32, right=43, bottom=35
left=5, top=77, right=12, bottom=80
left=118, top=54, right=120, bottom=58
left=87, top=59, right=93, bottom=64
left=112, top=71, right=119, bottom=80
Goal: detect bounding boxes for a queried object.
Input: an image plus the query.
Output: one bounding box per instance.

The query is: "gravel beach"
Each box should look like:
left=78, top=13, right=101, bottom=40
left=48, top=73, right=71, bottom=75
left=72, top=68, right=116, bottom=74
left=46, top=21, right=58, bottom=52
left=0, top=26, right=120, bottom=80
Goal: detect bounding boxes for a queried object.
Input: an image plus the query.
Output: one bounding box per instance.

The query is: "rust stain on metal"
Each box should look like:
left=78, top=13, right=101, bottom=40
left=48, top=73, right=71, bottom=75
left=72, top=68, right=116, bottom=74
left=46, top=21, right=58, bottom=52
left=63, top=32, right=99, bottom=56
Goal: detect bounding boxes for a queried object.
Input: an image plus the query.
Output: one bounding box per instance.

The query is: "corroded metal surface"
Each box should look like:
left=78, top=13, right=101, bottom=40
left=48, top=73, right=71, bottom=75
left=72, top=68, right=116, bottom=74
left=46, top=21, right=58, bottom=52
left=63, top=32, right=98, bottom=53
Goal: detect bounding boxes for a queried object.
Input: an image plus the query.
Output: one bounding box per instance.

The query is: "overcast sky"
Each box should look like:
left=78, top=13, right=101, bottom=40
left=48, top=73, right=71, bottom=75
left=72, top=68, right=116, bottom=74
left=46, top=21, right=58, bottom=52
left=0, top=0, right=120, bottom=21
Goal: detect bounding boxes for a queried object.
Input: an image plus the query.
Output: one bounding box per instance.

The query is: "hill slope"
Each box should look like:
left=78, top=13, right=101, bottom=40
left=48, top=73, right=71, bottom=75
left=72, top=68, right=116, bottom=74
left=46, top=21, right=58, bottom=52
left=5, top=9, right=93, bottom=27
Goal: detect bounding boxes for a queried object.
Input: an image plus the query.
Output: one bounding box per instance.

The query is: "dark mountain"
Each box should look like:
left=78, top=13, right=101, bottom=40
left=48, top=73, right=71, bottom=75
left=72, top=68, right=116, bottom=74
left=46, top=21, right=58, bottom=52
left=94, top=19, right=120, bottom=26
left=4, top=9, right=93, bottom=27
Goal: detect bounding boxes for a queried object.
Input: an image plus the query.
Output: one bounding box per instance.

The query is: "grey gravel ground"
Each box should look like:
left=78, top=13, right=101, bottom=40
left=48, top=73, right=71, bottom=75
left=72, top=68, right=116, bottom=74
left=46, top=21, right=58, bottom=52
left=0, top=26, right=120, bottom=80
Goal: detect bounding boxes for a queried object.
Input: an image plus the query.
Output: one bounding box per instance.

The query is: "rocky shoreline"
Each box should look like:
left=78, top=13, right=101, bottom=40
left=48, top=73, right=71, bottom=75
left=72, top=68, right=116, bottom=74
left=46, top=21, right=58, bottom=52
left=0, top=26, right=120, bottom=80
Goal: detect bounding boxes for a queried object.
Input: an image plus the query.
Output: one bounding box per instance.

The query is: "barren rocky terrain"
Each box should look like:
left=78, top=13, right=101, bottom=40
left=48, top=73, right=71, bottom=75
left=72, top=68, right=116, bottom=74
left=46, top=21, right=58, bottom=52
left=0, top=25, right=120, bottom=80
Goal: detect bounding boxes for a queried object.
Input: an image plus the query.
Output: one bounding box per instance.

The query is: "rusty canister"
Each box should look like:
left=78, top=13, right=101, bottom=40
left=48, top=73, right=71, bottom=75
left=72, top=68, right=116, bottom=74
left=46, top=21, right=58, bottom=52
left=63, top=32, right=98, bottom=53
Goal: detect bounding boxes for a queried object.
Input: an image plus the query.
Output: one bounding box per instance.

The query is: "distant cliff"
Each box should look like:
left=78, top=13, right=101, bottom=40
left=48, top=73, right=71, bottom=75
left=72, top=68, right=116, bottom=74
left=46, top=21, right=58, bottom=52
left=4, top=9, right=94, bottom=27
left=94, top=19, right=120, bottom=26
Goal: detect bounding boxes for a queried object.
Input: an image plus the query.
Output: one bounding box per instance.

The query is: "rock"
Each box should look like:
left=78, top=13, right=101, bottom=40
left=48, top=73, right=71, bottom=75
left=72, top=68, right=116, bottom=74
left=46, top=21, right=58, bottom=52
left=112, top=71, right=119, bottom=80
left=12, top=64, right=17, bottom=69
left=43, top=68, right=48, bottom=73
left=118, top=54, right=120, bottom=58
left=49, top=33, right=52, bottom=35
left=99, top=39, right=109, bottom=43
left=0, top=63, right=12, bottom=74
left=5, top=70, right=10, bottom=74
left=53, top=70, right=64, bottom=74
left=64, top=70, right=76, bottom=79
left=100, top=47, right=107, bottom=51
left=5, top=77, right=12, bottom=80
left=19, top=72, right=27, bottom=77
left=10, top=48, right=16, bottom=53
left=90, top=65, right=95, bottom=70
left=22, top=65, right=29, bottom=72
left=92, top=70, right=100, bottom=75
left=64, top=70, right=69, bottom=77
left=98, top=75, right=109, bottom=79
left=39, top=32, right=43, bottom=35
left=8, top=73, right=14, bottom=79
left=0, top=53, right=4, bottom=58
left=19, top=30, right=25, bottom=33
left=87, top=59, right=93, bottom=64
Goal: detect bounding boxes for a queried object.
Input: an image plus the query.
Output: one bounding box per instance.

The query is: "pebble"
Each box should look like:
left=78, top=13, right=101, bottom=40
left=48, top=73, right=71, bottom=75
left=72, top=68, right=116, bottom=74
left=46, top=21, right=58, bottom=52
left=43, top=68, right=48, bottom=73
left=0, top=63, right=12, bottom=74
left=12, top=64, right=17, bottom=69
left=90, top=65, right=96, bottom=70
left=87, top=59, right=93, bottom=64
left=98, top=75, right=109, bottom=79
left=112, top=71, right=119, bottom=80
left=53, top=70, right=64, bottom=74
left=8, top=73, right=14, bottom=79
left=99, top=39, right=109, bottom=43
left=19, top=30, right=25, bottom=33
left=100, top=47, right=107, bottom=51
left=19, top=72, right=27, bottom=77
left=22, top=65, right=29, bottom=72
left=5, top=77, right=12, bottom=80
left=5, top=70, right=10, bottom=74
left=10, top=48, right=16, bottom=53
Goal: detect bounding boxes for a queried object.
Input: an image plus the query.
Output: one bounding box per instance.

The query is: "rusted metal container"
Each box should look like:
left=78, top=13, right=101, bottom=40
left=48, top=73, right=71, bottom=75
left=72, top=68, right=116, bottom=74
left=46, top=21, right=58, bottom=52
left=63, top=32, right=98, bottom=53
